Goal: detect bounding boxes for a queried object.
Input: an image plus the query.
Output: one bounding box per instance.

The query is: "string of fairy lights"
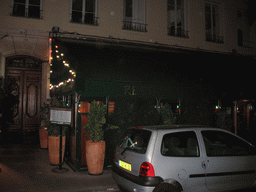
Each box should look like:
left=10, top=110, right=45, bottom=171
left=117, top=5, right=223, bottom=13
left=49, top=38, right=76, bottom=90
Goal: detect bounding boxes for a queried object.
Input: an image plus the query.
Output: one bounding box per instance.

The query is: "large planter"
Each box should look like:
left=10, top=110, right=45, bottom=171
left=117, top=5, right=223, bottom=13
left=48, top=135, right=66, bottom=165
left=39, top=127, right=48, bottom=149
left=86, top=140, right=105, bottom=175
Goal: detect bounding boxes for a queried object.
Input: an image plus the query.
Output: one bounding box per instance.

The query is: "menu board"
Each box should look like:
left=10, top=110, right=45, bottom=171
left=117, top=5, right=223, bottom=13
left=50, top=107, right=72, bottom=125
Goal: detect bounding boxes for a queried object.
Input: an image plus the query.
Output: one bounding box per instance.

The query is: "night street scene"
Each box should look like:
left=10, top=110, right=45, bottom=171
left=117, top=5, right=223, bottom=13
left=1, top=0, right=256, bottom=191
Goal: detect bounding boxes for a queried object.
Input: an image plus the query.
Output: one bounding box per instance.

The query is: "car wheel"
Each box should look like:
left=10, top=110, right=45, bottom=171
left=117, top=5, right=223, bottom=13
left=153, top=183, right=181, bottom=192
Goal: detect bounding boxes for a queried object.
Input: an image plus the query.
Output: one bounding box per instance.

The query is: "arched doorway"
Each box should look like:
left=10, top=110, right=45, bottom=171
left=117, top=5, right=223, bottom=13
left=4, top=55, right=42, bottom=143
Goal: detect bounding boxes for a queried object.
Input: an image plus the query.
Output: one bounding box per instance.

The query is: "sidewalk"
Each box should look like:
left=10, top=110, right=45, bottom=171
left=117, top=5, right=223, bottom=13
left=0, top=144, right=120, bottom=192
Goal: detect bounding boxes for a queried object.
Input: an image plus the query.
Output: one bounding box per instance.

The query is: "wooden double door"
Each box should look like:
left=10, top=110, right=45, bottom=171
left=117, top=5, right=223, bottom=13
left=5, top=56, right=41, bottom=143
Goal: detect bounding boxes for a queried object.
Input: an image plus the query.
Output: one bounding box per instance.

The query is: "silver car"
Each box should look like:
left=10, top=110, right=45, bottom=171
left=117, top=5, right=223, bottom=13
left=112, top=125, right=256, bottom=192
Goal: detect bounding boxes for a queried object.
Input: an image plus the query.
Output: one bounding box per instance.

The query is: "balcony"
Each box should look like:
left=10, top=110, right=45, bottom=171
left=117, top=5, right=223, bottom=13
left=122, top=21, right=148, bottom=32
left=206, top=34, right=224, bottom=44
left=168, top=28, right=189, bottom=38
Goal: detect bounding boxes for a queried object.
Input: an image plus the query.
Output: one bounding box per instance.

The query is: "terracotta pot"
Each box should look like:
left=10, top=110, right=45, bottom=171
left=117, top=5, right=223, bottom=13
left=48, top=136, right=66, bottom=165
left=39, top=127, right=48, bottom=149
left=85, top=140, right=105, bottom=175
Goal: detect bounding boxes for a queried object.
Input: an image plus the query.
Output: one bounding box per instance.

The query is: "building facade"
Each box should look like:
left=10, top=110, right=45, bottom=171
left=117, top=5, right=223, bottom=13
left=0, top=0, right=256, bottom=144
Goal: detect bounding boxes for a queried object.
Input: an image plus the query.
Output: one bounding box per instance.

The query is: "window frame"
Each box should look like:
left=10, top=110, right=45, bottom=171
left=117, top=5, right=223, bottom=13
left=70, top=0, right=98, bottom=26
left=205, top=1, right=224, bottom=43
left=167, top=0, right=188, bottom=38
left=122, top=0, right=147, bottom=32
left=11, top=0, right=43, bottom=19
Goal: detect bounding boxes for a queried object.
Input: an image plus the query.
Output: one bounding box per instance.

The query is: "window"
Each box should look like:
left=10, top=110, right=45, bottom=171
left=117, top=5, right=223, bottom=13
left=205, top=3, right=223, bottom=43
left=161, top=131, right=199, bottom=157
left=238, top=29, right=243, bottom=46
left=12, top=0, right=42, bottom=19
left=71, top=0, right=98, bottom=25
left=202, top=131, right=256, bottom=157
left=123, top=0, right=147, bottom=32
left=119, top=129, right=151, bottom=154
left=167, top=0, right=188, bottom=38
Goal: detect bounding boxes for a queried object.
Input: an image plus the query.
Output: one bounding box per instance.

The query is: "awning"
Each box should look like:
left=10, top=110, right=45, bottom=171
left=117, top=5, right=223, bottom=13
left=50, top=35, right=255, bottom=101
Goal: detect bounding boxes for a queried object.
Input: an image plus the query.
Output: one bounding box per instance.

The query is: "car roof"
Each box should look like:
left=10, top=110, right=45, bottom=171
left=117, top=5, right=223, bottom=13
left=133, top=124, right=215, bottom=131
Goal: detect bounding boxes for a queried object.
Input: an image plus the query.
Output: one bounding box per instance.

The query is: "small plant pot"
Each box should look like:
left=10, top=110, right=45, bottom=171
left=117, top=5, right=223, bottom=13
left=86, top=140, right=105, bottom=175
left=39, top=127, right=48, bottom=149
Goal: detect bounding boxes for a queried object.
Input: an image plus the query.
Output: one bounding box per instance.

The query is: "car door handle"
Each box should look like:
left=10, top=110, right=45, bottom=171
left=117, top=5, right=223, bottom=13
left=202, top=161, right=207, bottom=169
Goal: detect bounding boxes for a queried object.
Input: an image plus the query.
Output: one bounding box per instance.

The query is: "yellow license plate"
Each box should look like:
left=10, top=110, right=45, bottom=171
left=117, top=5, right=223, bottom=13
left=119, top=160, right=132, bottom=171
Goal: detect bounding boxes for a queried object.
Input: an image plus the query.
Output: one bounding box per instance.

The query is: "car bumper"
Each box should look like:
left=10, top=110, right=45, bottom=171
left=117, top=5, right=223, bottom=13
left=112, top=163, right=163, bottom=192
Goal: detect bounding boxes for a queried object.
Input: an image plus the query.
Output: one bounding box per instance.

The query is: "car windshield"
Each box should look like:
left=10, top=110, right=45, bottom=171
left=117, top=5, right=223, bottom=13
left=119, top=128, right=151, bottom=154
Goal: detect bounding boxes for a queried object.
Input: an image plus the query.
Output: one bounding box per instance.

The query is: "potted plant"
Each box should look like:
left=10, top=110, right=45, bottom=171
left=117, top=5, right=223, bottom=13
left=48, top=123, right=68, bottom=165
left=84, top=100, right=106, bottom=175
left=39, top=102, right=50, bottom=148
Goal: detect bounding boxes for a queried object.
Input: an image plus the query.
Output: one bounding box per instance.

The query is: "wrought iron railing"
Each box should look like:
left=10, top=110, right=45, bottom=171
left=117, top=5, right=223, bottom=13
left=238, top=40, right=256, bottom=48
left=70, top=15, right=99, bottom=26
left=167, top=28, right=189, bottom=38
left=206, top=34, right=224, bottom=44
left=11, top=6, right=43, bottom=19
left=122, top=21, right=148, bottom=32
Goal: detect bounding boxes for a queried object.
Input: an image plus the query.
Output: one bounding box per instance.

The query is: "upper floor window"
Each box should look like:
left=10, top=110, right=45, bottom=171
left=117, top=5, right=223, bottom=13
left=205, top=2, right=224, bottom=44
left=167, top=0, right=188, bottom=38
left=123, top=0, right=147, bottom=32
left=70, top=0, right=98, bottom=25
left=12, top=0, right=43, bottom=19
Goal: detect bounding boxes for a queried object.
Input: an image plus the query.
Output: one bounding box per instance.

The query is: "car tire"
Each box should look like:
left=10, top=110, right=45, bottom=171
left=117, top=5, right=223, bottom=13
left=153, top=183, right=181, bottom=192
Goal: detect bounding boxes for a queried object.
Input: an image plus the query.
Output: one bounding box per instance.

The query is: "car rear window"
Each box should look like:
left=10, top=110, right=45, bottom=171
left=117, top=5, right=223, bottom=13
left=118, top=128, right=152, bottom=154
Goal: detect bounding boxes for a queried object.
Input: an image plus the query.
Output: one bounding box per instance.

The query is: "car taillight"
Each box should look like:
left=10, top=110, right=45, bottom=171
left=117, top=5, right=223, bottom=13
left=139, top=162, right=155, bottom=177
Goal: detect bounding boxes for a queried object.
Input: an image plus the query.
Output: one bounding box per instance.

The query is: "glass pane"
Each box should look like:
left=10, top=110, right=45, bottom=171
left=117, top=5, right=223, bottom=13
left=125, top=0, right=132, bottom=18
left=177, top=0, right=182, bottom=7
left=13, top=4, right=25, bottom=17
left=205, top=4, right=211, bottom=33
left=84, top=13, right=94, bottom=24
left=29, top=0, right=40, bottom=5
left=202, top=131, right=256, bottom=156
left=119, top=129, right=151, bottom=154
left=85, top=0, right=95, bottom=13
left=28, top=5, right=40, bottom=18
left=168, top=0, right=175, bottom=6
left=205, top=4, right=211, bottom=13
left=161, top=131, right=199, bottom=157
left=72, top=0, right=83, bottom=11
left=212, top=5, right=219, bottom=36
left=71, top=11, right=82, bottom=23
left=14, top=0, right=26, bottom=4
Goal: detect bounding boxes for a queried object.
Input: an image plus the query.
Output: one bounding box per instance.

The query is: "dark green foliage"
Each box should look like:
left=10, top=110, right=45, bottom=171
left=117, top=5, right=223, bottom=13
left=109, top=95, right=160, bottom=133
left=177, top=93, right=215, bottom=126
left=84, top=100, right=106, bottom=142
left=215, top=108, right=233, bottom=131
left=50, top=96, right=67, bottom=107
left=161, top=103, right=176, bottom=125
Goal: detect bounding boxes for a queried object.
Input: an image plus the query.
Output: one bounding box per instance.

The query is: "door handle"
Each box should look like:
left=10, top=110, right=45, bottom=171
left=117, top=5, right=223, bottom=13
left=202, top=161, right=207, bottom=169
